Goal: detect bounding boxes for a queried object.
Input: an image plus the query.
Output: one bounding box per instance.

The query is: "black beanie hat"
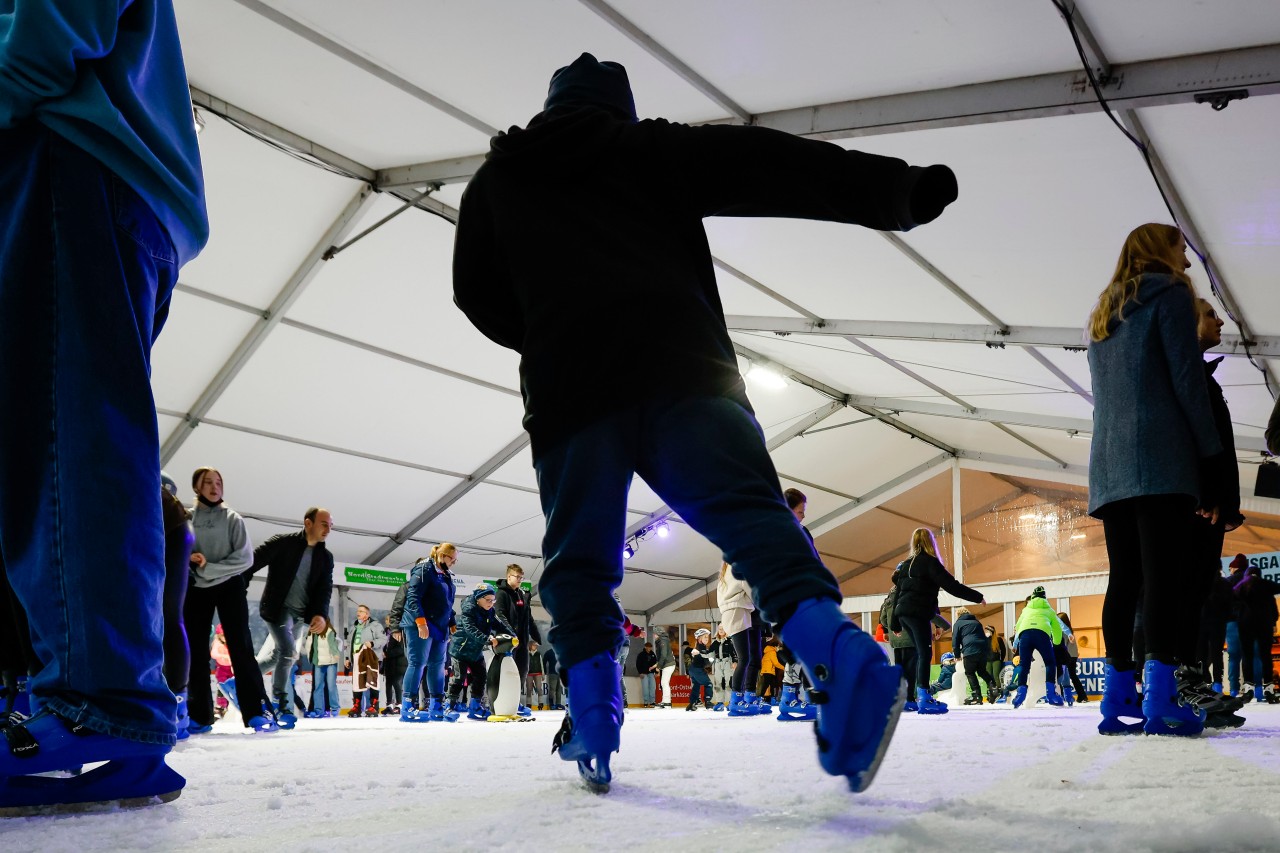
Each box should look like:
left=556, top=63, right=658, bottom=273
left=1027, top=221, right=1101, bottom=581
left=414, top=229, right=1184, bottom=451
left=1032, top=586, right=1047, bottom=599
left=544, top=52, right=637, bottom=121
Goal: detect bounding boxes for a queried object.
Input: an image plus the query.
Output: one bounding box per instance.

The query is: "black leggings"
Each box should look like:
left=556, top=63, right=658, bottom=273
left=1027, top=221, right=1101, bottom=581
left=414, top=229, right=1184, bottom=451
left=729, top=625, right=762, bottom=692
left=449, top=655, right=488, bottom=703
left=162, top=520, right=193, bottom=694
left=1101, top=495, right=1195, bottom=667
left=963, top=654, right=994, bottom=696
left=899, top=615, right=934, bottom=690
left=185, top=579, right=269, bottom=727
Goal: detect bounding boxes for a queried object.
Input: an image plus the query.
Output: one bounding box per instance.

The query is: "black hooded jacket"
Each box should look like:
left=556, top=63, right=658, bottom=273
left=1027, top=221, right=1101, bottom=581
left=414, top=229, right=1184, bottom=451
left=248, top=532, right=334, bottom=623
left=891, top=552, right=983, bottom=627
left=454, top=106, right=949, bottom=459
left=951, top=612, right=989, bottom=660
left=495, top=581, right=542, bottom=647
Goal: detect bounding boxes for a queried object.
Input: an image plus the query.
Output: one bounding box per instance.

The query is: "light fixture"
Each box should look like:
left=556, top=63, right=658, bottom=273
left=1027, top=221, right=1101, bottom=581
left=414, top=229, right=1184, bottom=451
left=1018, top=513, right=1038, bottom=521
left=193, top=107, right=206, bottom=134
left=1070, top=533, right=1086, bottom=540
left=655, top=520, right=670, bottom=539
left=746, top=363, right=787, bottom=390
left=1066, top=430, right=1091, bottom=440
left=623, top=542, right=636, bottom=560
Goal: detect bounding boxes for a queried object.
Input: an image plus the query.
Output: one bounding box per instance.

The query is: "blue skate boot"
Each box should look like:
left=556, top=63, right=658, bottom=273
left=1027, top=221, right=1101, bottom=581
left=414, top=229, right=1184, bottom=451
left=1098, top=663, right=1146, bottom=735
left=551, top=652, right=622, bottom=794
left=466, top=698, right=489, bottom=721
left=776, top=684, right=817, bottom=722
left=780, top=598, right=906, bottom=793
left=174, top=691, right=190, bottom=741
left=247, top=701, right=280, bottom=733
left=427, top=697, right=460, bottom=722
left=726, top=690, right=751, bottom=717
left=1045, top=682, right=1064, bottom=707
left=1142, top=660, right=1204, bottom=737
left=1011, top=685, right=1028, bottom=709
left=915, top=687, right=948, bottom=715
left=270, top=697, right=297, bottom=730
left=0, top=709, right=184, bottom=815
left=399, top=701, right=431, bottom=723
left=747, top=692, right=772, bottom=716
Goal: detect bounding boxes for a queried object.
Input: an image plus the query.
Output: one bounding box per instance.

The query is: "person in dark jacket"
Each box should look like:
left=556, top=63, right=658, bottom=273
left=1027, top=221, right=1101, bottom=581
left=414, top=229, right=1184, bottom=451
left=381, top=614, right=408, bottom=715
left=449, top=584, right=515, bottom=719
left=891, top=528, right=984, bottom=715
left=1087, top=224, right=1229, bottom=737
left=453, top=53, right=956, bottom=792
left=495, top=563, right=542, bottom=715
left=634, top=643, right=658, bottom=708
left=952, top=610, right=996, bottom=704
left=247, top=508, right=335, bottom=719
left=399, top=544, right=459, bottom=722
left=1234, top=565, right=1280, bottom=703
left=928, top=653, right=957, bottom=696
left=543, top=646, right=564, bottom=711
left=1174, top=298, right=1247, bottom=722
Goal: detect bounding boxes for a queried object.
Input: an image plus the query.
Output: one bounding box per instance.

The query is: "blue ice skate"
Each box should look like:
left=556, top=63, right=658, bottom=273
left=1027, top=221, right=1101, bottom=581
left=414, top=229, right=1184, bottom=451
left=1142, top=661, right=1204, bottom=737
left=175, top=691, right=190, bottom=741
left=427, top=698, right=460, bottom=722
left=399, top=701, right=432, bottom=723
left=1044, top=683, right=1064, bottom=707
left=466, top=698, right=489, bottom=721
left=915, top=687, right=948, bottom=715
left=780, top=598, right=906, bottom=793
left=776, top=684, right=817, bottom=722
left=551, top=652, right=622, bottom=794
left=1011, top=685, right=1028, bottom=709
left=0, top=710, right=184, bottom=815
left=1098, top=664, right=1146, bottom=735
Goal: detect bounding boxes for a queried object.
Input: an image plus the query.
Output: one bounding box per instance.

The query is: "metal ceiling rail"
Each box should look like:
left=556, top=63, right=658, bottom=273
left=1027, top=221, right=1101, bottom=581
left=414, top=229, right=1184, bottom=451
left=723, top=315, right=1276, bottom=360
left=230, top=0, right=499, bottom=137
left=161, top=185, right=379, bottom=464
left=375, top=42, right=1280, bottom=189
left=577, top=0, right=752, bottom=123
left=363, top=432, right=532, bottom=564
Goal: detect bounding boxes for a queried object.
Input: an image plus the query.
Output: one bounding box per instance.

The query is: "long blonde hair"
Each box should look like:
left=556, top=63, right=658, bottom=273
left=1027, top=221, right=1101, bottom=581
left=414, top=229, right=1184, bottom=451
left=719, top=561, right=732, bottom=583
left=909, top=528, right=939, bottom=560
left=1088, top=223, right=1195, bottom=342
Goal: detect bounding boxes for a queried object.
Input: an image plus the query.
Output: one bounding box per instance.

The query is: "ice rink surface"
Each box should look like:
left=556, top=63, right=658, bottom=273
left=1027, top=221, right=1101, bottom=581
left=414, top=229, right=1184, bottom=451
left=6, top=701, right=1280, bottom=852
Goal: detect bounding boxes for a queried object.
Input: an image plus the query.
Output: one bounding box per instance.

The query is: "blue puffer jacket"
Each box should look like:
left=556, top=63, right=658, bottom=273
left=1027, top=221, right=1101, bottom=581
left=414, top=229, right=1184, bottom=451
left=402, top=558, right=457, bottom=637
left=449, top=589, right=515, bottom=661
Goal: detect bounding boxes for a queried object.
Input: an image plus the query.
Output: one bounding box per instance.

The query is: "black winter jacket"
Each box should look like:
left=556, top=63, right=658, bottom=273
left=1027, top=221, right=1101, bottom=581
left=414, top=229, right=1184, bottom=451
left=449, top=590, right=515, bottom=662
left=495, top=582, right=542, bottom=646
left=891, top=552, right=982, bottom=628
left=1204, top=359, right=1244, bottom=528
left=454, top=106, right=950, bottom=459
left=634, top=649, right=658, bottom=675
left=248, top=532, right=333, bottom=623
left=952, top=613, right=989, bottom=660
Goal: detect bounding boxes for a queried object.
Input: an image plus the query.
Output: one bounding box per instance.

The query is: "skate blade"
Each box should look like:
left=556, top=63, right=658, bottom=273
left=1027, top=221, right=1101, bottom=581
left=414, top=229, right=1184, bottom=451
left=578, top=757, right=611, bottom=794
left=847, top=677, right=907, bottom=794
left=0, top=788, right=180, bottom=817
left=0, top=757, right=184, bottom=816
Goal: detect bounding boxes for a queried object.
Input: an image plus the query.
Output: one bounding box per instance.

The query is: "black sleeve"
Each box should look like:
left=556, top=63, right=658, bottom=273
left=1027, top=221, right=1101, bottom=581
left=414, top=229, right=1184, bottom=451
left=310, top=549, right=334, bottom=621
left=388, top=583, right=408, bottom=628
left=927, top=557, right=983, bottom=604
left=453, top=173, right=525, bottom=352
left=248, top=533, right=286, bottom=577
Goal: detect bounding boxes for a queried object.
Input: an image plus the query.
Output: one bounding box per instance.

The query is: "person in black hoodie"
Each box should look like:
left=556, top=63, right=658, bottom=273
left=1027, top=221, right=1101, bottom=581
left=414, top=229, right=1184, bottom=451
left=891, top=528, right=984, bottom=714
left=454, top=52, right=957, bottom=793
left=246, top=508, right=335, bottom=721
left=495, top=563, right=542, bottom=716
left=951, top=609, right=996, bottom=704
left=634, top=642, right=658, bottom=708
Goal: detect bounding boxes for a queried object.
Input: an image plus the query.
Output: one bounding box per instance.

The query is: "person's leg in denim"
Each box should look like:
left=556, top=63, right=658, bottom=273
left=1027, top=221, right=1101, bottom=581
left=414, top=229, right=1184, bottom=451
left=640, top=673, right=655, bottom=705
left=535, top=397, right=841, bottom=671
left=322, top=665, right=339, bottom=712
left=261, top=615, right=302, bottom=710
left=401, top=632, right=427, bottom=709
left=424, top=636, right=448, bottom=696
left=0, top=125, right=177, bottom=744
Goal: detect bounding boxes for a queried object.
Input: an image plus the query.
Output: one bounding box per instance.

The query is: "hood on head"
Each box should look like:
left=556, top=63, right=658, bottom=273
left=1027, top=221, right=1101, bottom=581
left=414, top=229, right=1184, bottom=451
left=544, top=52, right=636, bottom=121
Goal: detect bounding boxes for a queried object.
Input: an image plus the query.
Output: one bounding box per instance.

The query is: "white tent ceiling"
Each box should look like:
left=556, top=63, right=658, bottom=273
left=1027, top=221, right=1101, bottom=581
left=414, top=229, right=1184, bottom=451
left=158, top=0, right=1280, bottom=620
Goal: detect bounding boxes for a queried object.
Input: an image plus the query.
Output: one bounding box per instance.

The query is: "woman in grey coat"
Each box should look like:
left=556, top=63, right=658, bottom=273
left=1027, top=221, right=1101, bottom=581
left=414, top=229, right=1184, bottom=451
left=1087, top=223, right=1228, bottom=737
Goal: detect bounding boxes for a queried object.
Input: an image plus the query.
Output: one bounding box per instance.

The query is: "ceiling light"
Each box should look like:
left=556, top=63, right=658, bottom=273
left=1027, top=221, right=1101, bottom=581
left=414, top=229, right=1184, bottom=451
left=747, top=364, right=787, bottom=390
left=1018, top=513, right=1038, bottom=521
left=623, top=542, right=636, bottom=560
left=193, top=107, right=206, bottom=134
left=1070, top=533, right=1086, bottom=540
left=655, top=521, right=670, bottom=539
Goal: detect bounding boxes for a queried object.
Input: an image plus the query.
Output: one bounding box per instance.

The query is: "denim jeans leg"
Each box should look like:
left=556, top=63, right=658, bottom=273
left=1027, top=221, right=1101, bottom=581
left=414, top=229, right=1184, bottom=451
left=424, top=636, right=447, bottom=696
left=635, top=397, right=842, bottom=626
left=402, top=632, right=426, bottom=704
left=0, top=124, right=177, bottom=744
left=534, top=415, right=636, bottom=669
left=261, top=616, right=301, bottom=706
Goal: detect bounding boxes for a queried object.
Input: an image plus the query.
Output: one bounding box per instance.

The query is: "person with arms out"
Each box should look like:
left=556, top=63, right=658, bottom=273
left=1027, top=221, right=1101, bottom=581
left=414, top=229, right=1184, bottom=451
left=0, top=0, right=208, bottom=812
left=1086, top=224, right=1229, bottom=737
left=890, top=528, right=984, bottom=716
left=248, top=508, right=335, bottom=725
left=454, top=53, right=956, bottom=791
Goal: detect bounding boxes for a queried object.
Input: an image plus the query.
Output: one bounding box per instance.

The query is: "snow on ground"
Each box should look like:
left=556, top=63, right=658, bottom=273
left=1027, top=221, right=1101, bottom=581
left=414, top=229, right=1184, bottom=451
left=6, top=702, right=1280, bottom=852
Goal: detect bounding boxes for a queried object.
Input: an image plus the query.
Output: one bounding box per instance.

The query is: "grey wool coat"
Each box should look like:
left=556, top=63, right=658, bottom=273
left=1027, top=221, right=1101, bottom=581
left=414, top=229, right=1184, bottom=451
left=1086, top=274, right=1223, bottom=517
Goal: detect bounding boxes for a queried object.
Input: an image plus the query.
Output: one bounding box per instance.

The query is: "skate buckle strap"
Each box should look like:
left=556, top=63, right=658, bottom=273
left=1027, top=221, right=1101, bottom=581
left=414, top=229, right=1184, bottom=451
left=4, top=723, right=39, bottom=759
left=550, top=715, right=574, bottom=755
left=806, top=689, right=829, bottom=705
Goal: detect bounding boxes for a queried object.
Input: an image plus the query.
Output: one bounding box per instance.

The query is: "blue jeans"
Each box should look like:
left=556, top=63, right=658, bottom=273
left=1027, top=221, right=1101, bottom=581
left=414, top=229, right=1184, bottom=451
left=402, top=629, right=447, bottom=701
left=534, top=396, right=841, bottom=669
left=261, top=615, right=306, bottom=708
left=312, top=664, right=339, bottom=711
left=1016, top=629, right=1056, bottom=687
left=0, top=124, right=178, bottom=745
left=640, top=673, right=656, bottom=704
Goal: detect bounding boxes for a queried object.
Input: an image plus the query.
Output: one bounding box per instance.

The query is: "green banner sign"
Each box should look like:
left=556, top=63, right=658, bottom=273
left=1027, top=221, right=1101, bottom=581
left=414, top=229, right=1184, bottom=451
left=344, top=566, right=407, bottom=588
